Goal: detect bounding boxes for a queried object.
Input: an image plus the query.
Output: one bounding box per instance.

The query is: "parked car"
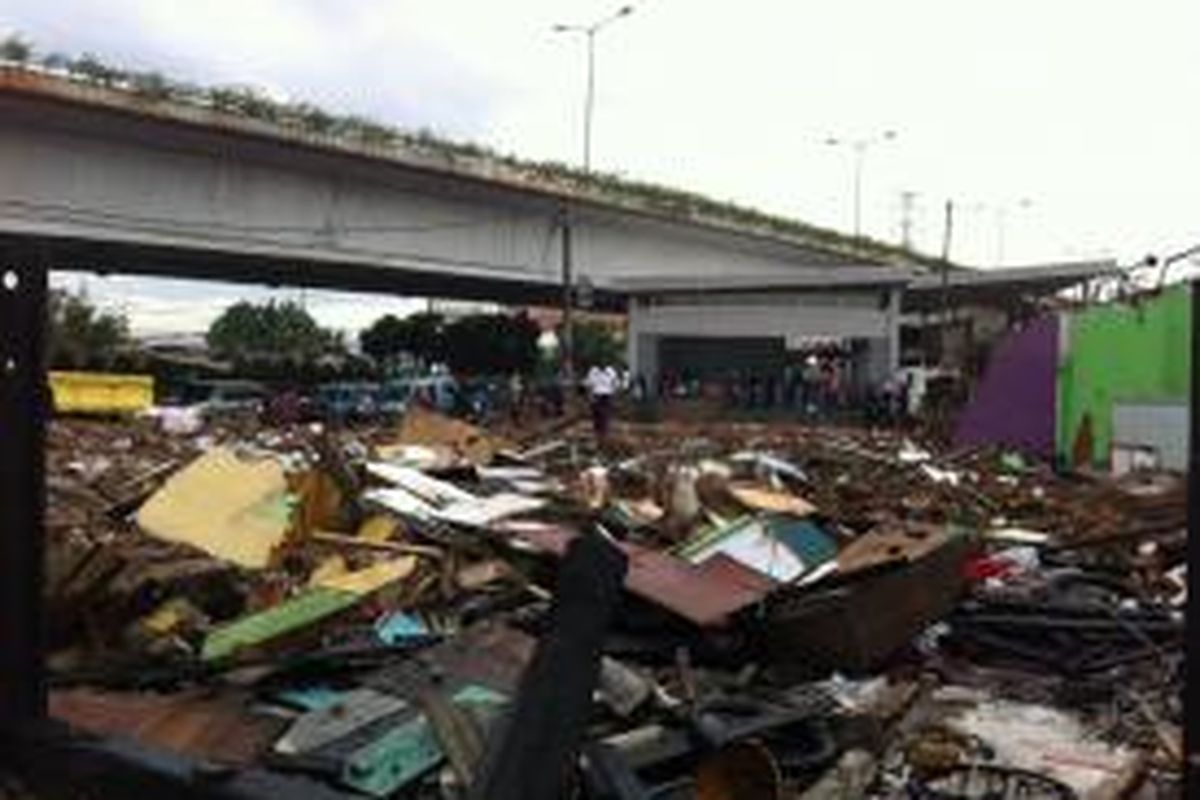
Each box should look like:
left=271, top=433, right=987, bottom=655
left=453, top=376, right=504, bottom=421
left=168, top=379, right=267, bottom=421
left=316, top=382, right=381, bottom=424
left=375, top=382, right=410, bottom=420
left=382, top=375, right=459, bottom=416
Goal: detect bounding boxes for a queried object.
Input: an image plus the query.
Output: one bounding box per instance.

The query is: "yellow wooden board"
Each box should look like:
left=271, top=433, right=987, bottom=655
left=390, top=407, right=508, bottom=465
left=315, top=557, right=417, bottom=595
left=49, top=371, right=154, bottom=415
left=357, top=513, right=400, bottom=543
left=137, top=448, right=292, bottom=569
left=307, top=555, right=349, bottom=587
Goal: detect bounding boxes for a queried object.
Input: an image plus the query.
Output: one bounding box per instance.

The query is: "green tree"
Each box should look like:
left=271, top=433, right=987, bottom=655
left=70, top=53, right=123, bottom=86
left=501, top=311, right=543, bottom=375
left=129, top=70, right=172, bottom=101
left=0, top=35, right=32, bottom=63
left=403, top=312, right=447, bottom=365
left=443, top=312, right=540, bottom=376
left=207, top=300, right=340, bottom=362
left=359, top=314, right=408, bottom=365
left=47, top=289, right=132, bottom=370
left=359, top=311, right=449, bottom=367
left=570, top=319, right=625, bottom=370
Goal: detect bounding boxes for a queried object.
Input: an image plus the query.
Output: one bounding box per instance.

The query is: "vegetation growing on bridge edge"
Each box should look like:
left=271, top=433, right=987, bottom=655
left=0, top=33, right=944, bottom=270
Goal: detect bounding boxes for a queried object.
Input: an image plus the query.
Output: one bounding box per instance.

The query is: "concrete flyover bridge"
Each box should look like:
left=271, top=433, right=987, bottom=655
left=0, top=65, right=925, bottom=307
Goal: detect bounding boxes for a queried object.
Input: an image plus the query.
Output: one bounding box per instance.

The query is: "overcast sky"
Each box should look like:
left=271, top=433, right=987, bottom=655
left=5, top=0, right=1200, bottom=334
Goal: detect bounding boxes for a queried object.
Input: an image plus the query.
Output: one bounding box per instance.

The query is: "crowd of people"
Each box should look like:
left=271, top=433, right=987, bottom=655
left=630, top=356, right=912, bottom=425
left=473, top=354, right=918, bottom=443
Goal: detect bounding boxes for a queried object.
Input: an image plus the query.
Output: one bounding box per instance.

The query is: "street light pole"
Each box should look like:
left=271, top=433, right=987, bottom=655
left=825, top=130, right=896, bottom=239
left=584, top=29, right=596, bottom=171
left=553, top=5, right=633, bottom=385
left=555, top=5, right=634, bottom=173
left=852, top=141, right=866, bottom=239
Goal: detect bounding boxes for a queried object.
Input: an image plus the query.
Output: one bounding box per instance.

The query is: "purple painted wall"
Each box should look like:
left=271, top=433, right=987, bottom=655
left=954, top=315, right=1058, bottom=458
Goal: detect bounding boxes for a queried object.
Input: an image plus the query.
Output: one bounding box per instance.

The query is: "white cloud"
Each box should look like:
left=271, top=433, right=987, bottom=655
left=49, top=273, right=424, bottom=336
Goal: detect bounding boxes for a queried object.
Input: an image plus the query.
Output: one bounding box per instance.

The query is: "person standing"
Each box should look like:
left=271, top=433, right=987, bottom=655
left=584, top=362, right=620, bottom=441
left=508, top=371, right=525, bottom=426
left=802, top=356, right=822, bottom=417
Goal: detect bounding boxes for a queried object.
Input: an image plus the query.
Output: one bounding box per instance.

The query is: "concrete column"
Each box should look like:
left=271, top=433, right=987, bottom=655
left=635, top=335, right=660, bottom=390
left=885, top=287, right=901, bottom=373
left=626, top=299, right=643, bottom=376
left=626, top=299, right=661, bottom=391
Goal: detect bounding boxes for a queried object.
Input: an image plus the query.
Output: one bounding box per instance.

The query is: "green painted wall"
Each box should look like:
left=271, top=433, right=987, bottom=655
left=1057, top=286, right=1192, bottom=466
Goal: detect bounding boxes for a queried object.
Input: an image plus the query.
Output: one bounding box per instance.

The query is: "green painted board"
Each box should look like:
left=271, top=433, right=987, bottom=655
left=341, top=685, right=508, bottom=797
left=201, top=586, right=356, bottom=662
left=1057, top=286, right=1192, bottom=465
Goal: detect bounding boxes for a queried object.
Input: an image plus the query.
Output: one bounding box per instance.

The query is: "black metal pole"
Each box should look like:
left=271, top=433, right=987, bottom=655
left=561, top=203, right=575, bottom=386
left=468, top=533, right=627, bottom=800
left=1187, top=279, right=1199, bottom=789
left=0, top=252, right=48, bottom=729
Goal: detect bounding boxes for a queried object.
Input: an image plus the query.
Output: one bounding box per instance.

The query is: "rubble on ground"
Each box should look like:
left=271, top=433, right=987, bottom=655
left=39, top=409, right=1186, bottom=799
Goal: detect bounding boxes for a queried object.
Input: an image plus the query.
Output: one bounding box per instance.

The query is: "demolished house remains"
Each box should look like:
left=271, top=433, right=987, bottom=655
left=21, top=396, right=1189, bottom=800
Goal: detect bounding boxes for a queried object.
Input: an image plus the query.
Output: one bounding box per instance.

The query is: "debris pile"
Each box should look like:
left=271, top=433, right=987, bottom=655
left=39, top=410, right=1185, bottom=799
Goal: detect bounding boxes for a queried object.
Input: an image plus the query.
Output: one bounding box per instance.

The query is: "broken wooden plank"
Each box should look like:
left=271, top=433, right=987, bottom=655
left=137, top=448, right=292, bottom=569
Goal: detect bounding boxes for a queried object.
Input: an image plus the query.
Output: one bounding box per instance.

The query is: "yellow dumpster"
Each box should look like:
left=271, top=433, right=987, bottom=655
left=48, top=371, right=155, bottom=415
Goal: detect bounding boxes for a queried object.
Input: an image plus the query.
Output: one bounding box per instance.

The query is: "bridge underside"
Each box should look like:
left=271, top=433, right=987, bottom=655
left=0, top=78, right=882, bottom=316
left=0, top=231, right=601, bottom=308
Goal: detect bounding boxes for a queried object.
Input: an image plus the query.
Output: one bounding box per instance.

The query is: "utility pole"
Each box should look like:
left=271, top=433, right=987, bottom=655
left=553, top=5, right=634, bottom=387
left=939, top=199, right=954, bottom=368
left=900, top=190, right=916, bottom=250
left=560, top=205, right=574, bottom=385
left=941, top=199, right=954, bottom=262
left=852, top=141, right=866, bottom=238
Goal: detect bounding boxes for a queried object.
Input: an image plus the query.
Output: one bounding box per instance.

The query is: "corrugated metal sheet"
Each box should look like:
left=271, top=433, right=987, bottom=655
left=762, top=533, right=972, bottom=677
left=503, top=522, right=774, bottom=627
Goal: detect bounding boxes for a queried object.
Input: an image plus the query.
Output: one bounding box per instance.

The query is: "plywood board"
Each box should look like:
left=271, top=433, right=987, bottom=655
left=137, top=448, right=291, bottom=569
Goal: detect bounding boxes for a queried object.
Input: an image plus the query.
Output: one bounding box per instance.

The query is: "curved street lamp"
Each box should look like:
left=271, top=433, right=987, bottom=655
left=551, top=5, right=634, bottom=385
left=824, top=130, right=897, bottom=239
left=553, top=5, right=635, bottom=172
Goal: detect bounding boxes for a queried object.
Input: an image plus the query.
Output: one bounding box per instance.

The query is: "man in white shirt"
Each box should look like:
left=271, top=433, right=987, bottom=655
left=584, top=363, right=620, bottom=440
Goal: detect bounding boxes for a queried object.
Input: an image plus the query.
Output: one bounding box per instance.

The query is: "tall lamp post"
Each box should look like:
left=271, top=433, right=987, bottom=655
left=825, top=130, right=897, bottom=239
left=552, top=5, right=634, bottom=385
left=553, top=4, right=634, bottom=171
